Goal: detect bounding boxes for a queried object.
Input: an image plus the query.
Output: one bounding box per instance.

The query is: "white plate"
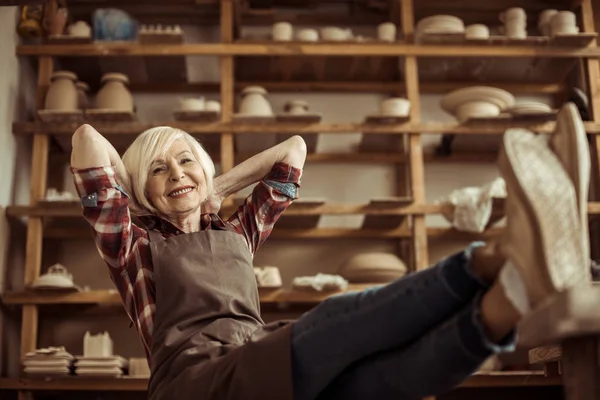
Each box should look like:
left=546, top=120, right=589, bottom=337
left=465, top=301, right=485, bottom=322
left=440, top=86, right=515, bottom=113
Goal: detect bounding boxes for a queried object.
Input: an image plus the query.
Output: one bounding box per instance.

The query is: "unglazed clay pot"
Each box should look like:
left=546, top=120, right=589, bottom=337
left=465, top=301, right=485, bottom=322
left=239, top=86, right=273, bottom=116
left=76, top=81, right=90, bottom=109
left=338, top=252, right=408, bottom=283
left=95, top=73, right=133, bottom=111
left=44, top=71, right=78, bottom=110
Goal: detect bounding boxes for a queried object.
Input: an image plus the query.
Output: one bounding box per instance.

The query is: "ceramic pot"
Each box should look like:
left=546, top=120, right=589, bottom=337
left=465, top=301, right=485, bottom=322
left=538, top=9, right=558, bottom=36
left=377, top=22, right=396, bottom=42
left=284, top=100, right=309, bottom=114
left=83, top=331, right=113, bottom=357
left=456, top=101, right=500, bottom=122
left=239, top=86, right=272, bottom=116
left=95, top=73, right=133, bottom=111
left=68, top=20, right=91, bottom=37
left=76, top=81, right=89, bottom=109
left=45, top=71, right=78, bottom=111
left=380, top=98, right=410, bottom=116
left=320, top=27, right=352, bottom=41
left=179, top=97, right=204, bottom=111
left=499, top=7, right=526, bottom=23
left=205, top=100, right=221, bottom=112
left=44, top=6, right=68, bottom=36
left=272, top=22, right=293, bottom=41
left=296, top=29, right=319, bottom=41
left=465, top=24, right=490, bottom=39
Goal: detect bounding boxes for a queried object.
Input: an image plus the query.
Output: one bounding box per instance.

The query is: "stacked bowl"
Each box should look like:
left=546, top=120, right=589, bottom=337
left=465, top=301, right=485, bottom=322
left=440, top=86, right=515, bottom=122
left=415, top=15, right=465, bottom=38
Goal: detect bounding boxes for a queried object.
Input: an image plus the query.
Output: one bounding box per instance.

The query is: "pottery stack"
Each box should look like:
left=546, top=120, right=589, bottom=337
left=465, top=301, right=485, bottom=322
left=73, top=331, right=128, bottom=377
left=23, top=346, right=74, bottom=376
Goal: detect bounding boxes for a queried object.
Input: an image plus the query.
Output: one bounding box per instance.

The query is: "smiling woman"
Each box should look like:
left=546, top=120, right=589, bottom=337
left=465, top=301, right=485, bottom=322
left=67, top=111, right=589, bottom=400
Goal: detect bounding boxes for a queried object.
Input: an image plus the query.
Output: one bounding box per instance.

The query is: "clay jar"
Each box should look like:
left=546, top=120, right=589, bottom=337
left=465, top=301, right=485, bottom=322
left=239, top=86, right=273, bottom=116
left=95, top=73, right=133, bottom=111
left=76, top=81, right=90, bottom=109
left=44, top=71, right=78, bottom=110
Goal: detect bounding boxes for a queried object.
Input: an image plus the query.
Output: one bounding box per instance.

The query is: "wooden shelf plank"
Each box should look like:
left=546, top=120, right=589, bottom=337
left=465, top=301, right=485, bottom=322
left=6, top=202, right=449, bottom=218
left=0, top=372, right=561, bottom=391
left=14, top=121, right=600, bottom=135
left=16, top=43, right=600, bottom=58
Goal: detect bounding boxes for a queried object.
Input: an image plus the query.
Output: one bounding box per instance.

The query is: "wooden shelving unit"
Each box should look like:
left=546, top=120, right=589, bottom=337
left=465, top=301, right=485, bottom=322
left=5, top=0, right=600, bottom=398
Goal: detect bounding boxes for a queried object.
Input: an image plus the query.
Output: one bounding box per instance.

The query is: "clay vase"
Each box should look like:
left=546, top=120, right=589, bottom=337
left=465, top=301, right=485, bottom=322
left=44, top=7, right=68, bottom=36
left=44, top=71, right=78, bottom=110
left=239, top=86, right=273, bottom=116
left=76, top=81, right=90, bottom=109
left=95, top=73, right=133, bottom=111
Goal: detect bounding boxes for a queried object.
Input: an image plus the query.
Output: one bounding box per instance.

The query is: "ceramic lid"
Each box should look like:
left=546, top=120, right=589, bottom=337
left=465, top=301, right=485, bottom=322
left=101, top=73, right=130, bottom=85
left=51, top=71, right=78, bottom=81
left=241, top=86, right=267, bottom=96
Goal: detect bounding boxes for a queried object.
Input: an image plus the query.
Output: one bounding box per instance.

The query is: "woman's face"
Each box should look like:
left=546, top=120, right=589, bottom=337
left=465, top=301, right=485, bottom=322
left=145, top=139, right=207, bottom=217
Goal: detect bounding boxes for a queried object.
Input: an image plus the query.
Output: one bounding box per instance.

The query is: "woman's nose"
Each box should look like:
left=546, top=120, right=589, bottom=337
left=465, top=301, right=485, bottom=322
left=169, top=166, right=185, bottom=181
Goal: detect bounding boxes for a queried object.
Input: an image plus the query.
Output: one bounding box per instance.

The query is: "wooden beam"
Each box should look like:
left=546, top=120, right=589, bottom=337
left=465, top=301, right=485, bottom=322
left=16, top=121, right=599, bottom=135
left=16, top=43, right=600, bottom=58
left=128, top=81, right=566, bottom=94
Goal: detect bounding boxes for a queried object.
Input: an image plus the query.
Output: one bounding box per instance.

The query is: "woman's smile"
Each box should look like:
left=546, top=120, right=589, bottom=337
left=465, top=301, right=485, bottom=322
left=168, top=186, right=195, bottom=198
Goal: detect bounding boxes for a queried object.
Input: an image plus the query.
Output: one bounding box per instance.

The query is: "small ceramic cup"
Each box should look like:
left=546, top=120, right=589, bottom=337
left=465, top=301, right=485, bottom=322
left=499, top=7, right=526, bottom=23
left=377, top=22, right=396, bottom=42
left=272, top=22, right=293, bottom=41
left=284, top=100, right=309, bottom=115
left=179, top=97, right=205, bottom=111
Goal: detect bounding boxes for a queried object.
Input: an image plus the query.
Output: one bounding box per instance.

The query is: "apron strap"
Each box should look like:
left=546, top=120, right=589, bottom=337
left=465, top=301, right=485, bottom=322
left=131, top=215, right=164, bottom=242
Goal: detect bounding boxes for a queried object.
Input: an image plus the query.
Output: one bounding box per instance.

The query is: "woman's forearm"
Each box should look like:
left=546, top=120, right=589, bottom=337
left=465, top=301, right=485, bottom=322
left=213, top=135, right=306, bottom=199
left=70, top=124, right=131, bottom=189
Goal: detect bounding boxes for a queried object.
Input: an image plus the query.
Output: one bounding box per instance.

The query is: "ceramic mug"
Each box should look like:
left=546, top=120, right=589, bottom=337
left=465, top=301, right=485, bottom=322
left=296, top=29, right=319, bottom=41
left=380, top=98, right=410, bottom=116
left=377, top=22, right=396, bottom=42
left=272, top=22, right=293, bottom=41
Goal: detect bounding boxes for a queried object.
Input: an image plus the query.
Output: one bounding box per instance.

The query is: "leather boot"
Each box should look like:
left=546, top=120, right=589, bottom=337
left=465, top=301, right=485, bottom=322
left=549, top=103, right=591, bottom=266
left=498, top=128, right=587, bottom=309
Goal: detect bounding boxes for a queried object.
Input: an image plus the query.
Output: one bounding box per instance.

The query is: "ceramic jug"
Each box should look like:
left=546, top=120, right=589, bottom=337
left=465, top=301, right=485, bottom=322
left=44, top=71, right=78, bottom=110
left=95, top=73, right=133, bottom=111
left=239, top=86, right=273, bottom=116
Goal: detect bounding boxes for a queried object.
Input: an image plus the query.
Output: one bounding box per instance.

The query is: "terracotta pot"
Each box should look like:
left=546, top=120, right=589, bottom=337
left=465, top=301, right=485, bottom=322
left=76, top=81, right=89, bottom=109
left=95, top=73, right=133, bottom=111
left=44, top=71, right=78, bottom=110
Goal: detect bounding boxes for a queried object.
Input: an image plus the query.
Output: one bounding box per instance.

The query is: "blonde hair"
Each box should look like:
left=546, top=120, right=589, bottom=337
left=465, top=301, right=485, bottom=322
left=121, top=126, right=215, bottom=215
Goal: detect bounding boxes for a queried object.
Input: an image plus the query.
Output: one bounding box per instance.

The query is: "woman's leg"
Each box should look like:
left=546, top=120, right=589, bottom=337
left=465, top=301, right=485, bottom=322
left=315, top=281, right=518, bottom=400
left=291, top=242, right=505, bottom=400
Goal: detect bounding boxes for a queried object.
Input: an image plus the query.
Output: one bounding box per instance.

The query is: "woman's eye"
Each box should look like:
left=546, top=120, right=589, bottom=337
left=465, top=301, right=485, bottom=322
left=152, top=166, right=166, bottom=174
left=181, top=158, right=193, bottom=164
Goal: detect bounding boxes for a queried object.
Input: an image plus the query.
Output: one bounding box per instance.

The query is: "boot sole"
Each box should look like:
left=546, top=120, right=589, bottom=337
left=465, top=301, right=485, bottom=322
left=553, top=103, right=591, bottom=259
left=499, top=129, right=585, bottom=300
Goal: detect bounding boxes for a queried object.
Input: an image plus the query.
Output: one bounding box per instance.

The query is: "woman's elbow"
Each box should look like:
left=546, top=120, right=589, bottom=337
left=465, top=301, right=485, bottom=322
left=72, top=124, right=100, bottom=149
left=284, top=135, right=307, bottom=168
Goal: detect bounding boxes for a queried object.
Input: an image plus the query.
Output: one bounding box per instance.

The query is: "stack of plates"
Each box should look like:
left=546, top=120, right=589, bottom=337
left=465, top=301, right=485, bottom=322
left=416, top=15, right=465, bottom=35
left=74, top=356, right=128, bottom=377
left=23, top=347, right=74, bottom=376
left=506, top=101, right=553, bottom=116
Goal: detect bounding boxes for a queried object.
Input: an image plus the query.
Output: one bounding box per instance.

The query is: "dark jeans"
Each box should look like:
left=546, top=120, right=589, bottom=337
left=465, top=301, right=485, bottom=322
left=291, top=242, right=516, bottom=400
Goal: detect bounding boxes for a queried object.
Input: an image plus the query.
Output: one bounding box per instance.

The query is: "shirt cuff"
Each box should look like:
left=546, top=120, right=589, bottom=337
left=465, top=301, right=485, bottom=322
left=71, top=165, right=128, bottom=204
left=264, top=162, right=302, bottom=185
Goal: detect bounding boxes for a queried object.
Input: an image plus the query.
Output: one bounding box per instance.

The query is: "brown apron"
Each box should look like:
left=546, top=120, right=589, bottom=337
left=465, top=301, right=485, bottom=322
left=144, top=218, right=294, bottom=400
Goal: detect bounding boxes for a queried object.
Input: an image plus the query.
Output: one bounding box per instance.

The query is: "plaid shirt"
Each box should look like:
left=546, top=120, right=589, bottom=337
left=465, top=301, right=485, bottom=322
left=71, top=162, right=301, bottom=361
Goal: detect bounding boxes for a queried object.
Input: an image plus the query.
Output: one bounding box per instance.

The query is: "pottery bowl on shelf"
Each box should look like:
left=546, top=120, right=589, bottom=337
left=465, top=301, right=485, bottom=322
left=440, top=86, right=515, bottom=116
left=455, top=101, right=501, bottom=122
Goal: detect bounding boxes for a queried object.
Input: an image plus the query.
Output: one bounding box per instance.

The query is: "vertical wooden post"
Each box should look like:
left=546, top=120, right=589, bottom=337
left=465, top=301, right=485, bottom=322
left=400, top=0, right=428, bottom=271
left=220, top=0, right=235, bottom=208
left=19, top=56, right=52, bottom=400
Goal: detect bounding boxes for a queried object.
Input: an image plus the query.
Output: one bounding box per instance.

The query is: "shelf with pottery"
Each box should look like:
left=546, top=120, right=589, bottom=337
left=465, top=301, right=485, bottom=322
left=0, top=371, right=562, bottom=392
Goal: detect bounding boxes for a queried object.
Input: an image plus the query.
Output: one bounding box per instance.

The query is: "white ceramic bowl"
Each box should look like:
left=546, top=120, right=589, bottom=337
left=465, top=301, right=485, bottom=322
left=441, top=86, right=515, bottom=114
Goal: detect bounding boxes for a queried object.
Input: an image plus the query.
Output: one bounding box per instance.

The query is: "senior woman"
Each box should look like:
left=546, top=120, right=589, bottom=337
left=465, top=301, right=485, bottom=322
left=70, top=120, right=586, bottom=400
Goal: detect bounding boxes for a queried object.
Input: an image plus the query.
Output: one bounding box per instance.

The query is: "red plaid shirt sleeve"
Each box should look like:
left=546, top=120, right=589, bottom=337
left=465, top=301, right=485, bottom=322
left=71, top=165, right=155, bottom=359
left=226, top=162, right=302, bottom=254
